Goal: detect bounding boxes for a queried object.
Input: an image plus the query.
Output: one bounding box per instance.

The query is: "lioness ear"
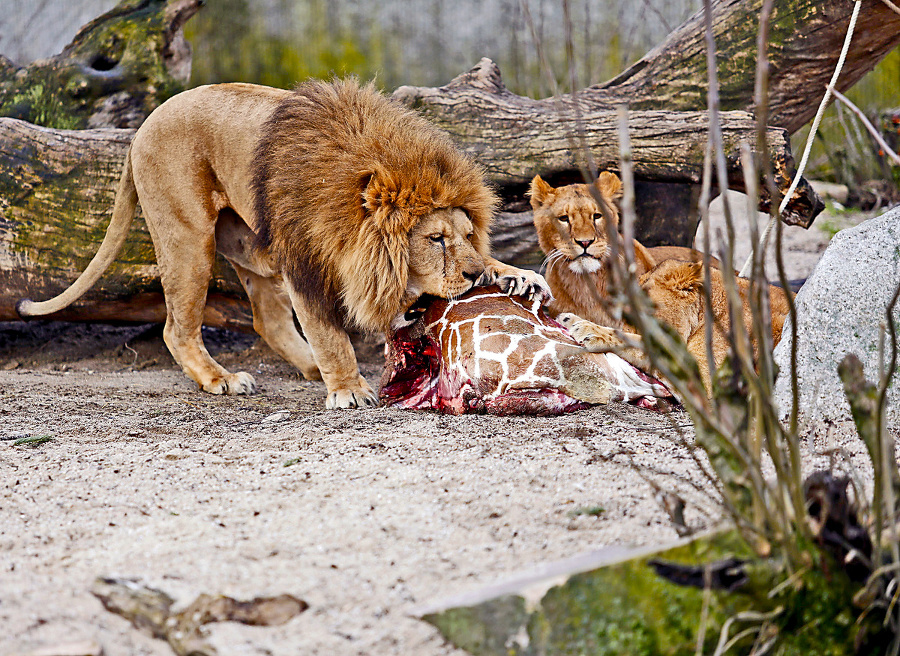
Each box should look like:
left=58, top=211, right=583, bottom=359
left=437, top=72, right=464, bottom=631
left=596, top=171, right=623, bottom=202
left=664, top=261, right=704, bottom=294
left=529, top=174, right=555, bottom=208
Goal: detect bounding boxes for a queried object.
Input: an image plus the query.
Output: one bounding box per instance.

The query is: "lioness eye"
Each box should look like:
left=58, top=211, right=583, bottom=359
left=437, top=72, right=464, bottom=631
left=592, top=213, right=602, bottom=221
left=466, top=232, right=474, bottom=241
left=557, top=215, right=569, bottom=223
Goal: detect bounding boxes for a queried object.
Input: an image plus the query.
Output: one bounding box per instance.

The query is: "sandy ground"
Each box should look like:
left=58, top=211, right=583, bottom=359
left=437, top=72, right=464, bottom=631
left=0, top=195, right=890, bottom=656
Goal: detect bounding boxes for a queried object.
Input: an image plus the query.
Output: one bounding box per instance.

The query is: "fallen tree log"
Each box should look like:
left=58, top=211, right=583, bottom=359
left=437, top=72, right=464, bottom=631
left=594, top=0, right=900, bottom=135
left=0, top=118, right=251, bottom=329
left=393, top=58, right=822, bottom=228
left=0, top=91, right=815, bottom=327
left=5, top=0, right=898, bottom=326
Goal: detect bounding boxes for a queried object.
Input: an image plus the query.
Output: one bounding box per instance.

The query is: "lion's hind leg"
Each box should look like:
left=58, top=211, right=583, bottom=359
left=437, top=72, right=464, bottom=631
left=159, top=254, right=257, bottom=395
left=229, top=263, right=321, bottom=381
left=214, top=209, right=321, bottom=382
left=139, top=194, right=256, bottom=396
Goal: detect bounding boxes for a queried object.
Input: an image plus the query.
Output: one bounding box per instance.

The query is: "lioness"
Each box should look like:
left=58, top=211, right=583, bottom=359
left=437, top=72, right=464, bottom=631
left=18, top=79, right=548, bottom=409
left=560, top=252, right=792, bottom=394
left=639, top=259, right=791, bottom=390
left=529, top=172, right=707, bottom=330
left=530, top=172, right=787, bottom=392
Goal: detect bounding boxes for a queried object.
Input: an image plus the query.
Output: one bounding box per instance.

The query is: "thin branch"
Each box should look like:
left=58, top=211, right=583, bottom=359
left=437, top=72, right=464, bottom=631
left=739, top=0, right=863, bottom=277
left=701, top=0, right=734, bottom=254
left=699, top=144, right=718, bottom=391
left=831, top=87, right=900, bottom=167
left=617, top=106, right=637, bottom=265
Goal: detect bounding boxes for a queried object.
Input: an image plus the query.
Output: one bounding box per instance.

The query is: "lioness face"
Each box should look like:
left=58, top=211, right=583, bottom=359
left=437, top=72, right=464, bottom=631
left=406, top=207, right=485, bottom=300
left=530, top=173, right=623, bottom=275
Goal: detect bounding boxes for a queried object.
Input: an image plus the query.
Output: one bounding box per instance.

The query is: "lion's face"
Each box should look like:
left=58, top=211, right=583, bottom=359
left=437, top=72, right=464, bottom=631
left=405, top=207, right=486, bottom=301
left=529, top=172, right=623, bottom=275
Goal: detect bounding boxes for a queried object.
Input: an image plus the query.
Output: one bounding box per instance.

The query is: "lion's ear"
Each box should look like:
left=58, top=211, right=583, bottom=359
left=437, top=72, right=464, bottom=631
left=596, top=171, right=623, bottom=202
left=529, top=174, right=555, bottom=208
left=361, top=169, right=419, bottom=234
left=362, top=168, right=392, bottom=214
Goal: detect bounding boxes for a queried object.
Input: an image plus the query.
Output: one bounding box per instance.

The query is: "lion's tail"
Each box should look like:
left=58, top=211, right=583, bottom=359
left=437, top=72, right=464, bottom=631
left=16, top=147, right=139, bottom=318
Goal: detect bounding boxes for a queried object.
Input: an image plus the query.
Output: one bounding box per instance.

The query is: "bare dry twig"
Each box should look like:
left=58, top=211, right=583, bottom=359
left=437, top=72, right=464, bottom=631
left=831, top=87, right=900, bottom=167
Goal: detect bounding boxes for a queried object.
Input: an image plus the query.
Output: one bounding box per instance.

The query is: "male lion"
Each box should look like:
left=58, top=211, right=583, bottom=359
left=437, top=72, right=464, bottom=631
left=18, top=79, right=548, bottom=409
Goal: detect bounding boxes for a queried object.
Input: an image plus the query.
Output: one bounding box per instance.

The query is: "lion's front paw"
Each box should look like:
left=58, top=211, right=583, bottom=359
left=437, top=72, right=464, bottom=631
left=325, top=378, right=378, bottom=409
left=203, top=371, right=257, bottom=395
left=559, top=313, right=610, bottom=352
left=557, top=312, right=580, bottom=330
left=491, top=268, right=552, bottom=302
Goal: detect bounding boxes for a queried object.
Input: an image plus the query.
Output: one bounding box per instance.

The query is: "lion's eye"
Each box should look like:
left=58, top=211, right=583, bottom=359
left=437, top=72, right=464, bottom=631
left=592, top=213, right=602, bottom=221
left=466, top=232, right=474, bottom=241
left=430, top=234, right=445, bottom=244
left=557, top=215, right=569, bottom=223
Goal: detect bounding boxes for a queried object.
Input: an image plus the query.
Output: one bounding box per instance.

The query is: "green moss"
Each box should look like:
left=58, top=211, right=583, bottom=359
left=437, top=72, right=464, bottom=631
left=185, top=0, right=385, bottom=90
left=0, top=80, right=83, bottom=130
left=0, top=0, right=186, bottom=129
left=1, top=157, right=158, bottom=295
left=532, top=533, right=756, bottom=656
left=427, top=526, right=872, bottom=656
left=424, top=595, right=529, bottom=656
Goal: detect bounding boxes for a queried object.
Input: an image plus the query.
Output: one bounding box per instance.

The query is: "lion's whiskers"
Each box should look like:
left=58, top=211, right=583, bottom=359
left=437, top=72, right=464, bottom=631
left=541, top=249, right=568, bottom=276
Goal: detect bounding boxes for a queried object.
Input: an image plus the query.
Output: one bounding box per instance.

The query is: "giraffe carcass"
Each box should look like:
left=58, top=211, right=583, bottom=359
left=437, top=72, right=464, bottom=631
left=380, top=286, right=670, bottom=415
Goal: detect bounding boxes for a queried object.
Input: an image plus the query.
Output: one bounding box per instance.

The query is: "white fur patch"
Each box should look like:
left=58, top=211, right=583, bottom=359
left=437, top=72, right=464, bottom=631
left=568, top=258, right=602, bottom=274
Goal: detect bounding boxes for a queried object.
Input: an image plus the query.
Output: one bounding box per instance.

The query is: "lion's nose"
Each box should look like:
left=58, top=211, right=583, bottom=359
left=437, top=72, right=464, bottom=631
left=576, top=238, right=594, bottom=250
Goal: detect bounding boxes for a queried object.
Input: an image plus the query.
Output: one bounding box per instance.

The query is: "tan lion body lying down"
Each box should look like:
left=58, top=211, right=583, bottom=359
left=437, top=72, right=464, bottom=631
left=528, top=172, right=791, bottom=393
left=639, top=259, right=791, bottom=389
left=18, top=80, right=548, bottom=408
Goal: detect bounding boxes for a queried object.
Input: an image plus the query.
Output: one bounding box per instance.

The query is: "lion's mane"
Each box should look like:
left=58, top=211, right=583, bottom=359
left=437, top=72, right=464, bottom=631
left=252, top=78, right=498, bottom=331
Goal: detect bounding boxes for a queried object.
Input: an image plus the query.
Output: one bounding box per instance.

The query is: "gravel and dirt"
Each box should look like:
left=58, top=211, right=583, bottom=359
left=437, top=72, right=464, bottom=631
left=0, top=195, right=889, bottom=656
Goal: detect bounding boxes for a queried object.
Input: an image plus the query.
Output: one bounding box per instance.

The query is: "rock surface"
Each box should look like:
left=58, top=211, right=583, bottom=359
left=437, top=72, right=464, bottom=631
left=774, top=207, right=900, bottom=426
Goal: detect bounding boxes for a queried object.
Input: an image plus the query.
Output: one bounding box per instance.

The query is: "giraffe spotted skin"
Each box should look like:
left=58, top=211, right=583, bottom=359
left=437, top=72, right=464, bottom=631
left=380, top=286, right=670, bottom=415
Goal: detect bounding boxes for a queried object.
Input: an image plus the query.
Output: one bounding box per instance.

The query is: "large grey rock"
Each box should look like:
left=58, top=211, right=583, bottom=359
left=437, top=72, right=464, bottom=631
left=773, top=207, right=900, bottom=427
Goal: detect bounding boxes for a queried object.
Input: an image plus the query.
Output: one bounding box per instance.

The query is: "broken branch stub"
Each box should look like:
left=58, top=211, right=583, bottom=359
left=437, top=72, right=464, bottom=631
left=0, top=0, right=203, bottom=130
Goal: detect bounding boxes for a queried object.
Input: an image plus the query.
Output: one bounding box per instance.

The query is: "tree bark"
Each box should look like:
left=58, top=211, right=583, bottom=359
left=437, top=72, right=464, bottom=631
left=392, top=59, right=821, bottom=228
left=0, top=0, right=202, bottom=130
left=596, top=0, right=900, bottom=135
left=0, top=118, right=251, bottom=329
